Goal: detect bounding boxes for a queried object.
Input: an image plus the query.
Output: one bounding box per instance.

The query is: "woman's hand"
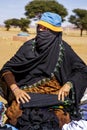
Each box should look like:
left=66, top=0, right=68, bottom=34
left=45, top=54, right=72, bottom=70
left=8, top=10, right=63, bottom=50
left=10, top=84, right=31, bottom=104
left=58, top=82, right=72, bottom=101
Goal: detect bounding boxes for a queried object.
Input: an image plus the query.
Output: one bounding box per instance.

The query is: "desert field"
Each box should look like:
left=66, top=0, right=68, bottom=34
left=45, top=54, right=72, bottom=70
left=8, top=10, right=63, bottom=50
left=0, top=27, right=87, bottom=103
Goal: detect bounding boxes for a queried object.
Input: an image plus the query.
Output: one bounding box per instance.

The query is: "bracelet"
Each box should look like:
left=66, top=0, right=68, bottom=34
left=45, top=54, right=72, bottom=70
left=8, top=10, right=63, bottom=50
left=12, top=86, right=19, bottom=92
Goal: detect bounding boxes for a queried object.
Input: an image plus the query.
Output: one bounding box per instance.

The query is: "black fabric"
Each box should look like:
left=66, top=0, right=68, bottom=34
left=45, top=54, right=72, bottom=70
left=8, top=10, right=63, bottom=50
left=57, top=43, right=87, bottom=105
left=0, top=30, right=87, bottom=108
left=17, top=108, right=60, bottom=130
left=20, top=93, right=71, bottom=109
left=20, top=93, right=79, bottom=120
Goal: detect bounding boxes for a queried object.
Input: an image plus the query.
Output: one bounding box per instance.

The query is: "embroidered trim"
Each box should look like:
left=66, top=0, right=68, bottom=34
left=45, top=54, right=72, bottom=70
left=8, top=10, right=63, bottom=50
left=32, top=40, right=35, bottom=52
left=21, top=74, right=54, bottom=90
left=54, top=41, right=64, bottom=73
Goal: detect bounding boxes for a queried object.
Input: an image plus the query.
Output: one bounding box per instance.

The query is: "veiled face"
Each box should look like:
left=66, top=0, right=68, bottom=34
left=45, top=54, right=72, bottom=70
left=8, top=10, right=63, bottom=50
left=35, top=24, right=60, bottom=53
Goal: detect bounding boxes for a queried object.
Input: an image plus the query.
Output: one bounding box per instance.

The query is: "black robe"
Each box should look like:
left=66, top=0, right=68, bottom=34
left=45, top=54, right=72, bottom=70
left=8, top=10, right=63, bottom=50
left=0, top=31, right=87, bottom=107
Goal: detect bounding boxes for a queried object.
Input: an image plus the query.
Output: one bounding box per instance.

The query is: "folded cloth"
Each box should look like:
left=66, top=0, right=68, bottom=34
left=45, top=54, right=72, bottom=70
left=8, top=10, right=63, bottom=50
left=17, top=107, right=60, bottom=130
left=80, top=88, right=87, bottom=104
left=19, top=93, right=71, bottom=129
left=79, top=104, right=87, bottom=120
left=20, top=92, right=72, bottom=108
left=62, top=120, right=87, bottom=130
left=6, top=93, right=71, bottom=129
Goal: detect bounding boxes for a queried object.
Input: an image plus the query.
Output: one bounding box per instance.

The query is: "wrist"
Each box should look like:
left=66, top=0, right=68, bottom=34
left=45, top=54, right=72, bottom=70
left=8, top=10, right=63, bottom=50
left=10, top=84, right=19, bottom=92
left=66, top=81, right=73, bottom=89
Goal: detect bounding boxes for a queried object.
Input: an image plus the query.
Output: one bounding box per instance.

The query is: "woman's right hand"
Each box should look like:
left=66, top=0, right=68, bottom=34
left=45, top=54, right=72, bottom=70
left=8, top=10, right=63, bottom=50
left=10, top=84, right=31, bottom=104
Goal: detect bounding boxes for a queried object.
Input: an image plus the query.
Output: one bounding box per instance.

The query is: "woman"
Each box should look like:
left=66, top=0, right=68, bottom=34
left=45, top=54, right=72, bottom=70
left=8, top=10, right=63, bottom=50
left=0, top=12, right=87, bottom=129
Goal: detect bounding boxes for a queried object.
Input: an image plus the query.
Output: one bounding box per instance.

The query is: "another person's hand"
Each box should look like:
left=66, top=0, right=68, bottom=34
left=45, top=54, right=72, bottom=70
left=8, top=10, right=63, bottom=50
left=58, top=82, right=72, bottom=101
left=11, top=84, right=31, bottom=104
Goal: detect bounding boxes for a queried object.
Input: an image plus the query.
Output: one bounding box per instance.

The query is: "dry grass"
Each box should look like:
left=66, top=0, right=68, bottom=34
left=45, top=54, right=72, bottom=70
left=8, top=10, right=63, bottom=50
left=0, top=27, right=36, bottom=69
left=0, top=27, right=87, bottom=103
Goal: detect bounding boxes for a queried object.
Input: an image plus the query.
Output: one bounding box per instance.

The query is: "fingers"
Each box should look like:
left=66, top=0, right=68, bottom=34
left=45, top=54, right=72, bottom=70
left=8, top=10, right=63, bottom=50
left=24, top=92, right=31, bottom=100
left=16, top=95, right=30, bottom=104
left=15, top=90, right=31, bottom=104
left=58, top=91, right=69, bottom=101
left=58, top=83, right=71, bottom=101
left=22, top=93, right=31, bottom=103
left=17, top=98, right=20, bottom=104
left=62, top=92, right=65, bottom=101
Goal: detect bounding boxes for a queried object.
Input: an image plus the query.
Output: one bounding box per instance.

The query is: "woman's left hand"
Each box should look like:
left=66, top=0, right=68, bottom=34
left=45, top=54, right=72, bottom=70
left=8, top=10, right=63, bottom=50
left=58, top=83, right=71, bottom=101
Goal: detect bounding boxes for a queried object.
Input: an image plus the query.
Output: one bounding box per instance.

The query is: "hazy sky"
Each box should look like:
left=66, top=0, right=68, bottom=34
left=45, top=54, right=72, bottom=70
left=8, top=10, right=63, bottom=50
left=0, top=0, right=87, bottom=26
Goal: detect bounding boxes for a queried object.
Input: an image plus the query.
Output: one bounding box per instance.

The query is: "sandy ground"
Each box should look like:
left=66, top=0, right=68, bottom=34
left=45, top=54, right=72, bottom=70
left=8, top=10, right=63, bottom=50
left=0, top=27, right=87, bottom=103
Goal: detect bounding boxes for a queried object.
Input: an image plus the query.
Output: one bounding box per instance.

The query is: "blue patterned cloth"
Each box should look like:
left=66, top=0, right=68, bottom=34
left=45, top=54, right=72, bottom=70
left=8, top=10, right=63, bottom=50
left=6, top=124, right=18, bottom=130
left=0, top=102, right=5, bottom=127
left=39, top=12, right=62, bottom=26
left=62, top=120, right=87, bottom=130
left=79, top=104, right=87, bottom=120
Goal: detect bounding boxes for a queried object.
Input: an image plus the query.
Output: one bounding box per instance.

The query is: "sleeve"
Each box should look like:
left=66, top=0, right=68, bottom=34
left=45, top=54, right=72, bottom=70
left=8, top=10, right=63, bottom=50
left=1, top=71, right=16, bottom=87
left=0, top=40, right=34, bottom=76
left=64, top=43, right=87, bottom=105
